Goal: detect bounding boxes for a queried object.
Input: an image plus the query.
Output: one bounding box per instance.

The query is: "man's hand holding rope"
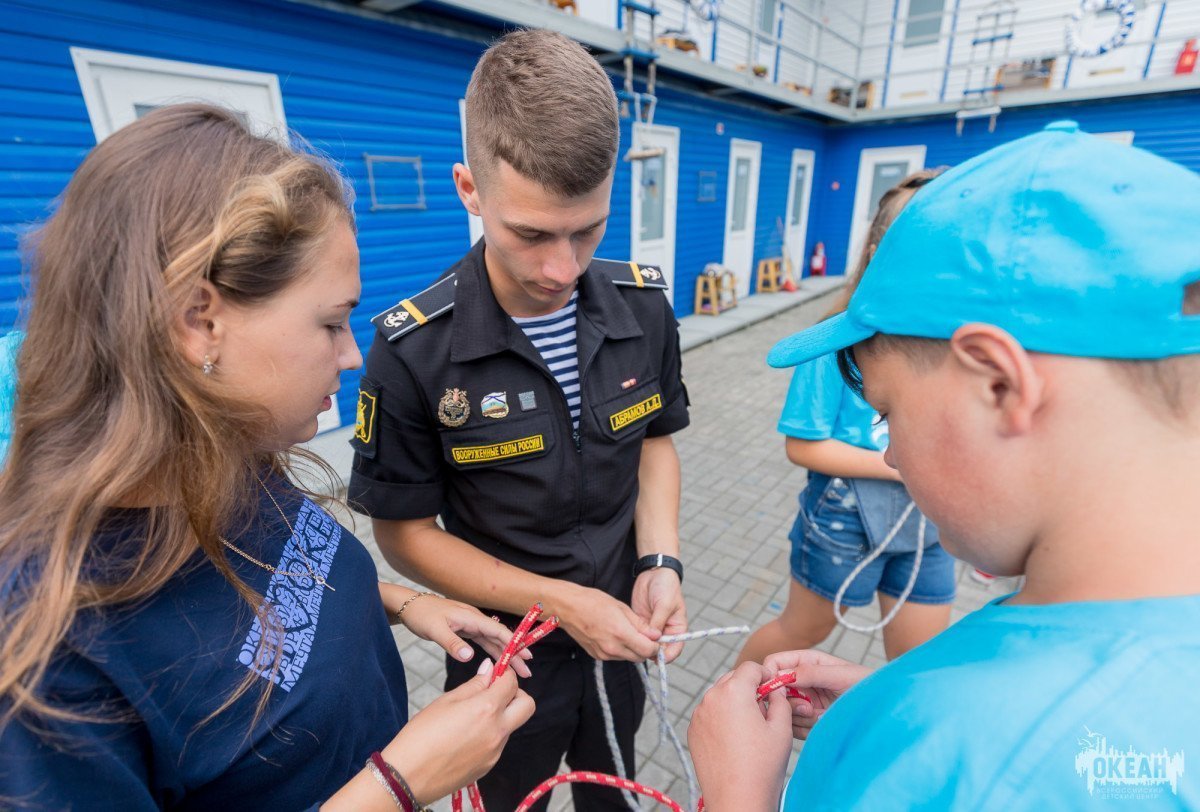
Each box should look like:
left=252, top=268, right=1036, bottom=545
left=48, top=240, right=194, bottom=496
left=632, top=567, right=688, bottom=662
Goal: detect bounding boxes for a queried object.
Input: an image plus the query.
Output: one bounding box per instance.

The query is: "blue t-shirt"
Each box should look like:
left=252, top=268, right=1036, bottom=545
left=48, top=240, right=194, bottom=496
left=777, top=352, right=888, bottom=451
left=784, top=594, right=1200, bottom=809
left=0, top=479, right=409, bottom=810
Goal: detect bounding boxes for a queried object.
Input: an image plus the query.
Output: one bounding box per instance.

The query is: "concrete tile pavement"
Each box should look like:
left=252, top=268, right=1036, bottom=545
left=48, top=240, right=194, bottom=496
left=342, top=289, right=1022, bottom=810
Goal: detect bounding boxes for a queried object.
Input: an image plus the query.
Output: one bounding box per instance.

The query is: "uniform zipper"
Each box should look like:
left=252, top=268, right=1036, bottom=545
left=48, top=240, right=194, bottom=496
left=575, top=338, right=604, bottom=531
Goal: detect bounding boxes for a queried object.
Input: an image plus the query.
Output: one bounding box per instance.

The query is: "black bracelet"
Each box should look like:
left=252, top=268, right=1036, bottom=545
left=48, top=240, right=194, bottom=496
left=633, top=553, right=683, bottom=584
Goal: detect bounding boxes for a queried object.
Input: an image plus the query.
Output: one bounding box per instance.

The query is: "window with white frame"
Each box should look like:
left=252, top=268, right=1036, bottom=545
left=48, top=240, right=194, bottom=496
left=904, top=0, right=946, bottom=48
left=757, top=0, right=777, bottom=35
left=70, top=48, right=288, bottom=142
left=66, top=49, right=343, bottom=429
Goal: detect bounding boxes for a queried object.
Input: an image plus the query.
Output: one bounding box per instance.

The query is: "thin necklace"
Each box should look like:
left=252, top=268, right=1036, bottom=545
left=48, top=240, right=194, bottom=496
left=219, top=474, right=336, bottom=592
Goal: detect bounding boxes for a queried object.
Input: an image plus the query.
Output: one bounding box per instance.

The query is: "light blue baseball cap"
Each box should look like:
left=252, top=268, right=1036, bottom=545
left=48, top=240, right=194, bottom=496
left=768, top=120, right=1200, bottom=368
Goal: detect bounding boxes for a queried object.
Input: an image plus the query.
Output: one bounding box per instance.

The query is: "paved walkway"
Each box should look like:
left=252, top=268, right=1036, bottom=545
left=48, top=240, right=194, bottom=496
left=343, top=288, right=1020, bottom=810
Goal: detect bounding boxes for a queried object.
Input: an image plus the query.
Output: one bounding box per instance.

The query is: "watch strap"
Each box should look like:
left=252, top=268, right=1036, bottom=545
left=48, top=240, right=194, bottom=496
left=633, top=553, right=683, bottom=584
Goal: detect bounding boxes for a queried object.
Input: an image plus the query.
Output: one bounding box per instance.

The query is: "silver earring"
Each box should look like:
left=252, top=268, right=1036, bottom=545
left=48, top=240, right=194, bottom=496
left=202, top=355, right=215, bottom=376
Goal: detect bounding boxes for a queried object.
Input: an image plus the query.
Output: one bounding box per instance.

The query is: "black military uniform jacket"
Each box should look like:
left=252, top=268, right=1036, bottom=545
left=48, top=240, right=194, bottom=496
left=348, top=239, right=689, bottom=604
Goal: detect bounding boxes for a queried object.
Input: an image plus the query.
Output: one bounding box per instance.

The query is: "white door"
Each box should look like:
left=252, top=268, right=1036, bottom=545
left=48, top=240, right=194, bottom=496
left=630, top=124, right=679, bottom=306
left=71, top=48, right=287, bottom=142
left=783, top=149, right=815, bottom=278
left=846, top=145, right=926, bottom=275
left=722, top=139, right=762, bottom=297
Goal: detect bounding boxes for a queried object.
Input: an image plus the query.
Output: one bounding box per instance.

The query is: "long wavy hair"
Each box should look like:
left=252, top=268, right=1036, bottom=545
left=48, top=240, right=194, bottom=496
left=0, top=103, right=351, bottom=731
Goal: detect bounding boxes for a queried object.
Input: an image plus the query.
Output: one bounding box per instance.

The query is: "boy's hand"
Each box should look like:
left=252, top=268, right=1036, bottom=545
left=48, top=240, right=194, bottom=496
left=688, top=662, right=793, bottom=812
left=763, top=650, right=873, bottom=740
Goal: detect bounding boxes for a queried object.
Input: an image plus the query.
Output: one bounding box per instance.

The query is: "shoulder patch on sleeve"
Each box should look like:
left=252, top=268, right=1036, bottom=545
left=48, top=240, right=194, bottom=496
left=371, top=273, right=458, bottom=341
left=349, top=379, right=381, bottom=460
left=588, top=258, right=669, bottom=291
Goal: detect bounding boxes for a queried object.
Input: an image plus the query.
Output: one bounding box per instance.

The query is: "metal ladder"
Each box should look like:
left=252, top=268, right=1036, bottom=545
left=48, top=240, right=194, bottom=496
left=619, top=0, right=660, bottom=133
left=958, top=0, right=1016, bottom=133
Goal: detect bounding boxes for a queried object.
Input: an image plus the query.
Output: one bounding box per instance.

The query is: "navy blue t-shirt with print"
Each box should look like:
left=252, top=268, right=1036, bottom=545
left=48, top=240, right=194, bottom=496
left=0, top=478, right=408, bottom=810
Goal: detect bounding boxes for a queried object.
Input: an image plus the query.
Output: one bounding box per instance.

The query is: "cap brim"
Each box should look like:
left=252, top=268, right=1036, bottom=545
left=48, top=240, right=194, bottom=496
left=767, top=312, right=875, bottom=368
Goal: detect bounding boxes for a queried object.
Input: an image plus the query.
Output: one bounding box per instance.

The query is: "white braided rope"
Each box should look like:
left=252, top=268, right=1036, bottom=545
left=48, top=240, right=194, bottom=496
left=658, top=625, right=750, bottom=644
left=593, top=658, right=643, bottom=811
left=638, top=654, right=700, bottom=812
left=832, top=501, right=927, bottom=633
left=591, top=626, right=752, bottom=812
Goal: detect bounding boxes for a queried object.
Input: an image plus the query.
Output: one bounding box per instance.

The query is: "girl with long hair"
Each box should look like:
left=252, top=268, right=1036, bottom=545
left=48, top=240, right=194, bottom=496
left=0, top=103, right=533, bottom=810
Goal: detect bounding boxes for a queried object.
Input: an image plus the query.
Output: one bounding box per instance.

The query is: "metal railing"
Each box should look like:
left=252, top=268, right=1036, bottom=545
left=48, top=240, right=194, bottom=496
left=628, top=0, right=1189, bottom=112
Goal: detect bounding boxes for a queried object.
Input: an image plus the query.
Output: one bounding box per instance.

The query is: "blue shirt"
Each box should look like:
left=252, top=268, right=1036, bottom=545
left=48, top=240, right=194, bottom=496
left=0, top=479, right=409, bottom=810
left=777, top=352, right=887, bottom=451
left=784, top=594, right=1200, bottom=809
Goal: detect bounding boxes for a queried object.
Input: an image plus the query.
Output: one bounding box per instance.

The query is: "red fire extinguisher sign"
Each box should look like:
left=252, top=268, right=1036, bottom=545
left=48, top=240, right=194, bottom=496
left=1177, top=39, right=1197, bottom=75
left=810, top=242, right=827, bottom=277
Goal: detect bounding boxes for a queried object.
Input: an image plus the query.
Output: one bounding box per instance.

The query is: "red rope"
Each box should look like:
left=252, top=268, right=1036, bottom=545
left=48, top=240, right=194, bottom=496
left=453, top=604, right=808, bottom=812
left=755, top=671, right=812, bottom=703
left=514, top=771, right=685, bottom=812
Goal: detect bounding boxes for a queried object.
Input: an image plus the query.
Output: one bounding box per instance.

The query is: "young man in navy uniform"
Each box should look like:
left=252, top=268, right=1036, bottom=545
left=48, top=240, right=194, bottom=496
left=349, top=29, right=690, bottom=811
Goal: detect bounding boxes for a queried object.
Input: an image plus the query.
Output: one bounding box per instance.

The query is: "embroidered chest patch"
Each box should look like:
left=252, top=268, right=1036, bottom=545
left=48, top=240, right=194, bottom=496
left=451, top=434, right=545, bottom=465
left=609, top=394, right=662, bottom=432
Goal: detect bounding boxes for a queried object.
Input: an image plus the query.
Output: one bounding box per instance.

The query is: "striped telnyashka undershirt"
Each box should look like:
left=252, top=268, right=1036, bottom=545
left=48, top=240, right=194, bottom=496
left=512, top=291, right=581, bottom=429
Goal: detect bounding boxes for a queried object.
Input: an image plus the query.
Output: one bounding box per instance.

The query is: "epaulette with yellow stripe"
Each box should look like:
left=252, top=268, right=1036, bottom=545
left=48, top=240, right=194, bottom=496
left=589, top=258, right=669, bottom=290
left=371, top=273, right=457, bottom=342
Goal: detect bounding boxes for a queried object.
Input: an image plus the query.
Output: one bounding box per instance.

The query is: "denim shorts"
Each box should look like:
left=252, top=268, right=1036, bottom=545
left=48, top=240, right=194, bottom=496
left=788, top=473, right=956, bottom=608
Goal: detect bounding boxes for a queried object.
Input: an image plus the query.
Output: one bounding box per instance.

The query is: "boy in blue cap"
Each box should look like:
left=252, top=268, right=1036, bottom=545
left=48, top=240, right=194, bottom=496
left=688, top=121, right=1200, bottom=809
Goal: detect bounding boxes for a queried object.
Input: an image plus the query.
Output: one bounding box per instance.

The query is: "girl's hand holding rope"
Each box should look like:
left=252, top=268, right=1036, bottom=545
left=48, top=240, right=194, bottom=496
left=379, top=583, right=533, bottom=678
left=344, top=658, right=533, bottom=809
left=762, top=650, right=872, bottom=741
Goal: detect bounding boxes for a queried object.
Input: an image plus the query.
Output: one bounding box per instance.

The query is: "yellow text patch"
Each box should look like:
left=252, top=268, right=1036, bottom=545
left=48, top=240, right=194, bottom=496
left=609, top=394, right=662, bottom=432
left=451, top=434, right=545, bottom=465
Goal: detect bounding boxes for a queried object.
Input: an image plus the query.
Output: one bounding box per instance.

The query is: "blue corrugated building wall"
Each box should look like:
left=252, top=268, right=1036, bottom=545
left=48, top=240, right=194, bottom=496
left=612, top=86, right=825, bottom=314
left=3, top=0, right=1198, bottom=429
left=811, top=93, right=1200, bottom=277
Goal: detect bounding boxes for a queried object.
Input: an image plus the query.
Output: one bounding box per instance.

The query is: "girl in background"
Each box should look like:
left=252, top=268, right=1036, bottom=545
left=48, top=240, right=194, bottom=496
left=739, top=169, right=956, bottom=665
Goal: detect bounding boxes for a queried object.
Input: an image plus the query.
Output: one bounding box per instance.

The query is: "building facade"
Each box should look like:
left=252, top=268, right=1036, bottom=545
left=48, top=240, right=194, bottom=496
left=3, top=0, right=1198, bottom=431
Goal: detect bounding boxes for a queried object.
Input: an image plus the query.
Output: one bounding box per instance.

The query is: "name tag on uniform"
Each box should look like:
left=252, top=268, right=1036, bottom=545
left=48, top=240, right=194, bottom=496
left=451, top=434, right=545, bottom=465
left=609, top=394, right=662, bottom=432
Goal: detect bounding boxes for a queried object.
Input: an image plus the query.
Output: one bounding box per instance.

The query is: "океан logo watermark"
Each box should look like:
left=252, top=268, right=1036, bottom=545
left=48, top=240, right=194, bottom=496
left=1075, top=727, right=1185, bottom=800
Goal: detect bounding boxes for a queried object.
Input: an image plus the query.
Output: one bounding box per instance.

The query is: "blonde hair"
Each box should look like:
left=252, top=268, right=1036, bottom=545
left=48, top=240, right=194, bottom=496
left=465, top=29, right=619, bottom=196
left=0, top=104, right=351, bottom=732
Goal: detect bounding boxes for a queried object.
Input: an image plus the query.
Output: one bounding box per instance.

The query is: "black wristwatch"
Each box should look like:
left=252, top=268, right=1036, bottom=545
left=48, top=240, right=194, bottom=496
left=633, top=553, right=683, bottom=584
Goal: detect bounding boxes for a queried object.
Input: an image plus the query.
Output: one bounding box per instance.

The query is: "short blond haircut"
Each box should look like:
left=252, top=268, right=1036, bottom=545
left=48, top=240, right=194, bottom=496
left=465, top=29, right=619, bottom=197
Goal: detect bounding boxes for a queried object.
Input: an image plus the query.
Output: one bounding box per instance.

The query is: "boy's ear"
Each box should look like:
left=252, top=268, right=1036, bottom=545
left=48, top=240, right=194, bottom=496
left=452, top=163, right=482, bottom=217
left=949, top=324, right=1045, bottom=437
left=177, top=280, right=226, bottom=370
